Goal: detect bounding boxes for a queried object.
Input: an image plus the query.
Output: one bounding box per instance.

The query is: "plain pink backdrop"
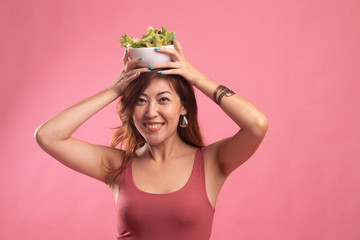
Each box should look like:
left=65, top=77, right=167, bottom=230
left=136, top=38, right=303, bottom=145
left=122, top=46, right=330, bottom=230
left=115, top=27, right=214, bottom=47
left=1, top=0, right=360, bottom=239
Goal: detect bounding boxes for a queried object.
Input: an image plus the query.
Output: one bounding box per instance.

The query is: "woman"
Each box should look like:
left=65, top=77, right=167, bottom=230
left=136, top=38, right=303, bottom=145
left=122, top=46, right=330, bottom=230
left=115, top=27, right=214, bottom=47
left=35, top=36, right=268, bottom=240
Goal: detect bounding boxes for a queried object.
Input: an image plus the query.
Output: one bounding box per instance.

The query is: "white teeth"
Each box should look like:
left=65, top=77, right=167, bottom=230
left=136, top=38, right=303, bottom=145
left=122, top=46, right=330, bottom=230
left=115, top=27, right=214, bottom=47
left=146, top=123, right=163, bottom=129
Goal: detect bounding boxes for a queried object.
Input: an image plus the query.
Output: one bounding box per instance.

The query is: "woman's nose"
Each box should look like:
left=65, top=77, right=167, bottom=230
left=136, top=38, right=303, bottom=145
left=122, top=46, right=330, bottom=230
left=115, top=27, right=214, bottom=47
left=145, top=102, right=159, bottom=118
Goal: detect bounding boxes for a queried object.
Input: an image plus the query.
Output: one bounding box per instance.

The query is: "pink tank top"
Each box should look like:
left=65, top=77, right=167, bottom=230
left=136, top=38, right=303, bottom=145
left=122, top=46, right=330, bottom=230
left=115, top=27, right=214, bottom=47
left=115, top=148, right=215, bottom=240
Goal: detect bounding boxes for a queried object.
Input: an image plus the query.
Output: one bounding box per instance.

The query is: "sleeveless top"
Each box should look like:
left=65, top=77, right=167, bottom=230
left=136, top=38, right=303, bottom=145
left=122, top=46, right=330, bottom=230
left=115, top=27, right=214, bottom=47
left=115, top=148, right=215, bottom=240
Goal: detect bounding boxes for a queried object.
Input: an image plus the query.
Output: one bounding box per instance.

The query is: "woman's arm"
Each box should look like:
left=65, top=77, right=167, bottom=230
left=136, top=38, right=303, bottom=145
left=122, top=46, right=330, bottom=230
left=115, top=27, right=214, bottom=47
left=35, top=51, right=149, bottom=183
left=193, top=75, right=268, bottom=177
left=35, top=89, right=121, bottom=183
left=152, top=38, right=268, bottom=177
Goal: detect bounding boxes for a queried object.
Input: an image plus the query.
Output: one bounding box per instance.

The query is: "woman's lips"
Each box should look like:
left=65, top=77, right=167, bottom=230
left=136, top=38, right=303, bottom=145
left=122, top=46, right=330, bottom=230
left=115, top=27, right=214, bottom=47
left=143, top=122, right=165, bottom=132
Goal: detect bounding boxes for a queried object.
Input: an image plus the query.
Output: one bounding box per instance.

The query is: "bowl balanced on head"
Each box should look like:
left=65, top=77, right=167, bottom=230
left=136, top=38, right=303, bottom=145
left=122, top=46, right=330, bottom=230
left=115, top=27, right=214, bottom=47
left=119, top=26, right=176, bottom=67
left=129, top=45, right=174, bottom=68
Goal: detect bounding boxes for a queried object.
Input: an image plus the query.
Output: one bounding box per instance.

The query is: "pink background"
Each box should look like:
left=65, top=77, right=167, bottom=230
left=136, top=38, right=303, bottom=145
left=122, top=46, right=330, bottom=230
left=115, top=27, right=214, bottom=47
left=1, top=0, right=360, bottom=239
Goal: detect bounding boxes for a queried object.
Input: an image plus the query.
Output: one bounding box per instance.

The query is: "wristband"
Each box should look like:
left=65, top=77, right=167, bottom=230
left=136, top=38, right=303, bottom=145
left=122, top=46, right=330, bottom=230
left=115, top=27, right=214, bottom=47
left=213, top=85, right=235, bottom=105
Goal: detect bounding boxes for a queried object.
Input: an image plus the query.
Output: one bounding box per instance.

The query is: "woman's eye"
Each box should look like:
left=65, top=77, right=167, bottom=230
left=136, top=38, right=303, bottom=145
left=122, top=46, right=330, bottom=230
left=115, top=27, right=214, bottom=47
left=159, top=97, right=170, bottom=102
left=137, top=98, right=147, bottom=103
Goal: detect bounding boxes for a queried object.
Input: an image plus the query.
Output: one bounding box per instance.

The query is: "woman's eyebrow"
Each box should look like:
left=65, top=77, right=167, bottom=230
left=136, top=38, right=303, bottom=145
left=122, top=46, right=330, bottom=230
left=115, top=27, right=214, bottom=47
left=140, top=91, right=173, bottom=97
left=157, top=91, right=172, bottom=96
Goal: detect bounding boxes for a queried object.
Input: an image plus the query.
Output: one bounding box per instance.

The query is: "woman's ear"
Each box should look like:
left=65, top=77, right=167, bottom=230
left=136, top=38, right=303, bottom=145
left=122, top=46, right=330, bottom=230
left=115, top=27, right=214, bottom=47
left=181, top=105, right=188, bottom=115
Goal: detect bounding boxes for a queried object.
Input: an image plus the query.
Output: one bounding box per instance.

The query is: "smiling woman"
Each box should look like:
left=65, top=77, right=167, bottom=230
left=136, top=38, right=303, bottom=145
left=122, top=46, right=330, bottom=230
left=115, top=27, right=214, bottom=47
left=132, top=78, right=187, bottom=144
left=110, top=71, right=204, bottom=175
left=34, top=36, right=268, bottom=240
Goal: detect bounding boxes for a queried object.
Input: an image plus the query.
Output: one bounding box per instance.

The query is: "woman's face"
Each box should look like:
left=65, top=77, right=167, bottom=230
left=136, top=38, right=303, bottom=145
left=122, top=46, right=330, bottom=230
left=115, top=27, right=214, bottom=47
left=132, top=78, right=187, bottom=146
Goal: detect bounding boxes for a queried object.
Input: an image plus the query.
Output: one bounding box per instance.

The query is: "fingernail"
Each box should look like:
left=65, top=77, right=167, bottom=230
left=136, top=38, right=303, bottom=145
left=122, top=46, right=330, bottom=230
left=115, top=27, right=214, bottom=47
left=138, top=57, right=143, bottom=61
left=157, top=70, right=165, bottom=73
left=136, top=70, right=140, bottom=74
left=173, top=35, right=176, bottom=40
left=148, top=65, right=153, bottom=70
left=125, top=48, right=128, bottom=53
left=155, top=47, right=161, bottom=50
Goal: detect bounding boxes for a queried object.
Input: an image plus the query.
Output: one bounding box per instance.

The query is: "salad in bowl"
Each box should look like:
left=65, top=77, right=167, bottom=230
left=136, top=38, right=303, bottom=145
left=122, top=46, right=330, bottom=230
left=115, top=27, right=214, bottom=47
left=119, top=26, right=175, bottom=67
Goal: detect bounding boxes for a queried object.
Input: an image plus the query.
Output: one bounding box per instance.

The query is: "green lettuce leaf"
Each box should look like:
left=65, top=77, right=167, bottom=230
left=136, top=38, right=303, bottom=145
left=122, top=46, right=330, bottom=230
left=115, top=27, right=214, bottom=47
left=119, top=26, right=175, bottom=48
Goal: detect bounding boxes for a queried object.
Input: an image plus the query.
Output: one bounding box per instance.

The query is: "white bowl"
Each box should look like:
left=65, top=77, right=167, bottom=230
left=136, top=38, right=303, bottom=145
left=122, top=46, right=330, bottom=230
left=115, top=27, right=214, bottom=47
left=129, top=45, right=174, bottom=68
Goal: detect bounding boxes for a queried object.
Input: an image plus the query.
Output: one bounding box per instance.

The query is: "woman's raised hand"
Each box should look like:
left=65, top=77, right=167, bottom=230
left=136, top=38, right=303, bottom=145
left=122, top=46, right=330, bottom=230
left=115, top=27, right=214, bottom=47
left=109, top=49, right=150, bottom=96
left=151, top=37, right=206, bottom=86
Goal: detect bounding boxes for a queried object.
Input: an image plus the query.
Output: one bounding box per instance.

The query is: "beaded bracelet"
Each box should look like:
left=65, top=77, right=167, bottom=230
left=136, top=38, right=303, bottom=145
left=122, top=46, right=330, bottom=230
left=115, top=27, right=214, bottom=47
left=213, top=85, right=235, bottom=105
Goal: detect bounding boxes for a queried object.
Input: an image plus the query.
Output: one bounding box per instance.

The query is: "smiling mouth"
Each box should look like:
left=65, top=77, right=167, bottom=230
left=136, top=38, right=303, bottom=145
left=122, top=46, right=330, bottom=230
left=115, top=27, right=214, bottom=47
left=143, top=123, right=165, bottom=131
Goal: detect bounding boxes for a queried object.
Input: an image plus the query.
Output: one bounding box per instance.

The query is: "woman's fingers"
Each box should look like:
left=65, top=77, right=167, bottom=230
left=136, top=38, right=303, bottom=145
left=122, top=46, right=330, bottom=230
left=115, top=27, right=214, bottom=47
left=152, top=61, right=181, bottom=70
left=112, top=67, right=150, bottom=95
left=112, top=50, right=150, bottom=96
left=155, top=46, right=182, bottom=62
left=153, top=38, right=184, bottom=67
left=123, top=68, right=147, bottom=86
left=126, top=69, right=141, bottom=82
left=123, top=48, right=129, bottom=66
left=125, top=67, right=150, bottom=79
left=173, top=37, right=184, bottom=56
left=154, top=68, right=181, bottom=75
left=124, top=56, right=144, bottom=72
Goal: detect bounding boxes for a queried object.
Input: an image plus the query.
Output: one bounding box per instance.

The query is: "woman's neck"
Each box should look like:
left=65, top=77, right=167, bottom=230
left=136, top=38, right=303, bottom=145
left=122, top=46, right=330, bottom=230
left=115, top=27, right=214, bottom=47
left=139, top=135, right=192, bottom=164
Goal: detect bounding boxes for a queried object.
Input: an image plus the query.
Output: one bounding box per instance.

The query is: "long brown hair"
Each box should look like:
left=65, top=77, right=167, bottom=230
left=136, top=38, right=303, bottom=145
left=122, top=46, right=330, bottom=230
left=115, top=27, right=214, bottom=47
left=105, top=71, right=204, bottom=185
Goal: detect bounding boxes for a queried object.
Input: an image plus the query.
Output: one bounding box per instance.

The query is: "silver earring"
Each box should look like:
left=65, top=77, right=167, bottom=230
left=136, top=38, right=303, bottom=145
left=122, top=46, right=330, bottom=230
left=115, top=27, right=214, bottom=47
left=179, top=115, right=188, bottom=128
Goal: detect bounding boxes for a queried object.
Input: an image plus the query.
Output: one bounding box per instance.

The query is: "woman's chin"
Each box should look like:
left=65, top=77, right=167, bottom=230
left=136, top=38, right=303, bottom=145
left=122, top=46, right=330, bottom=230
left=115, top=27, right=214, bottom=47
left=141, top=130, right=179, bottom=147
left=143, top=137, right=164, bottom=146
